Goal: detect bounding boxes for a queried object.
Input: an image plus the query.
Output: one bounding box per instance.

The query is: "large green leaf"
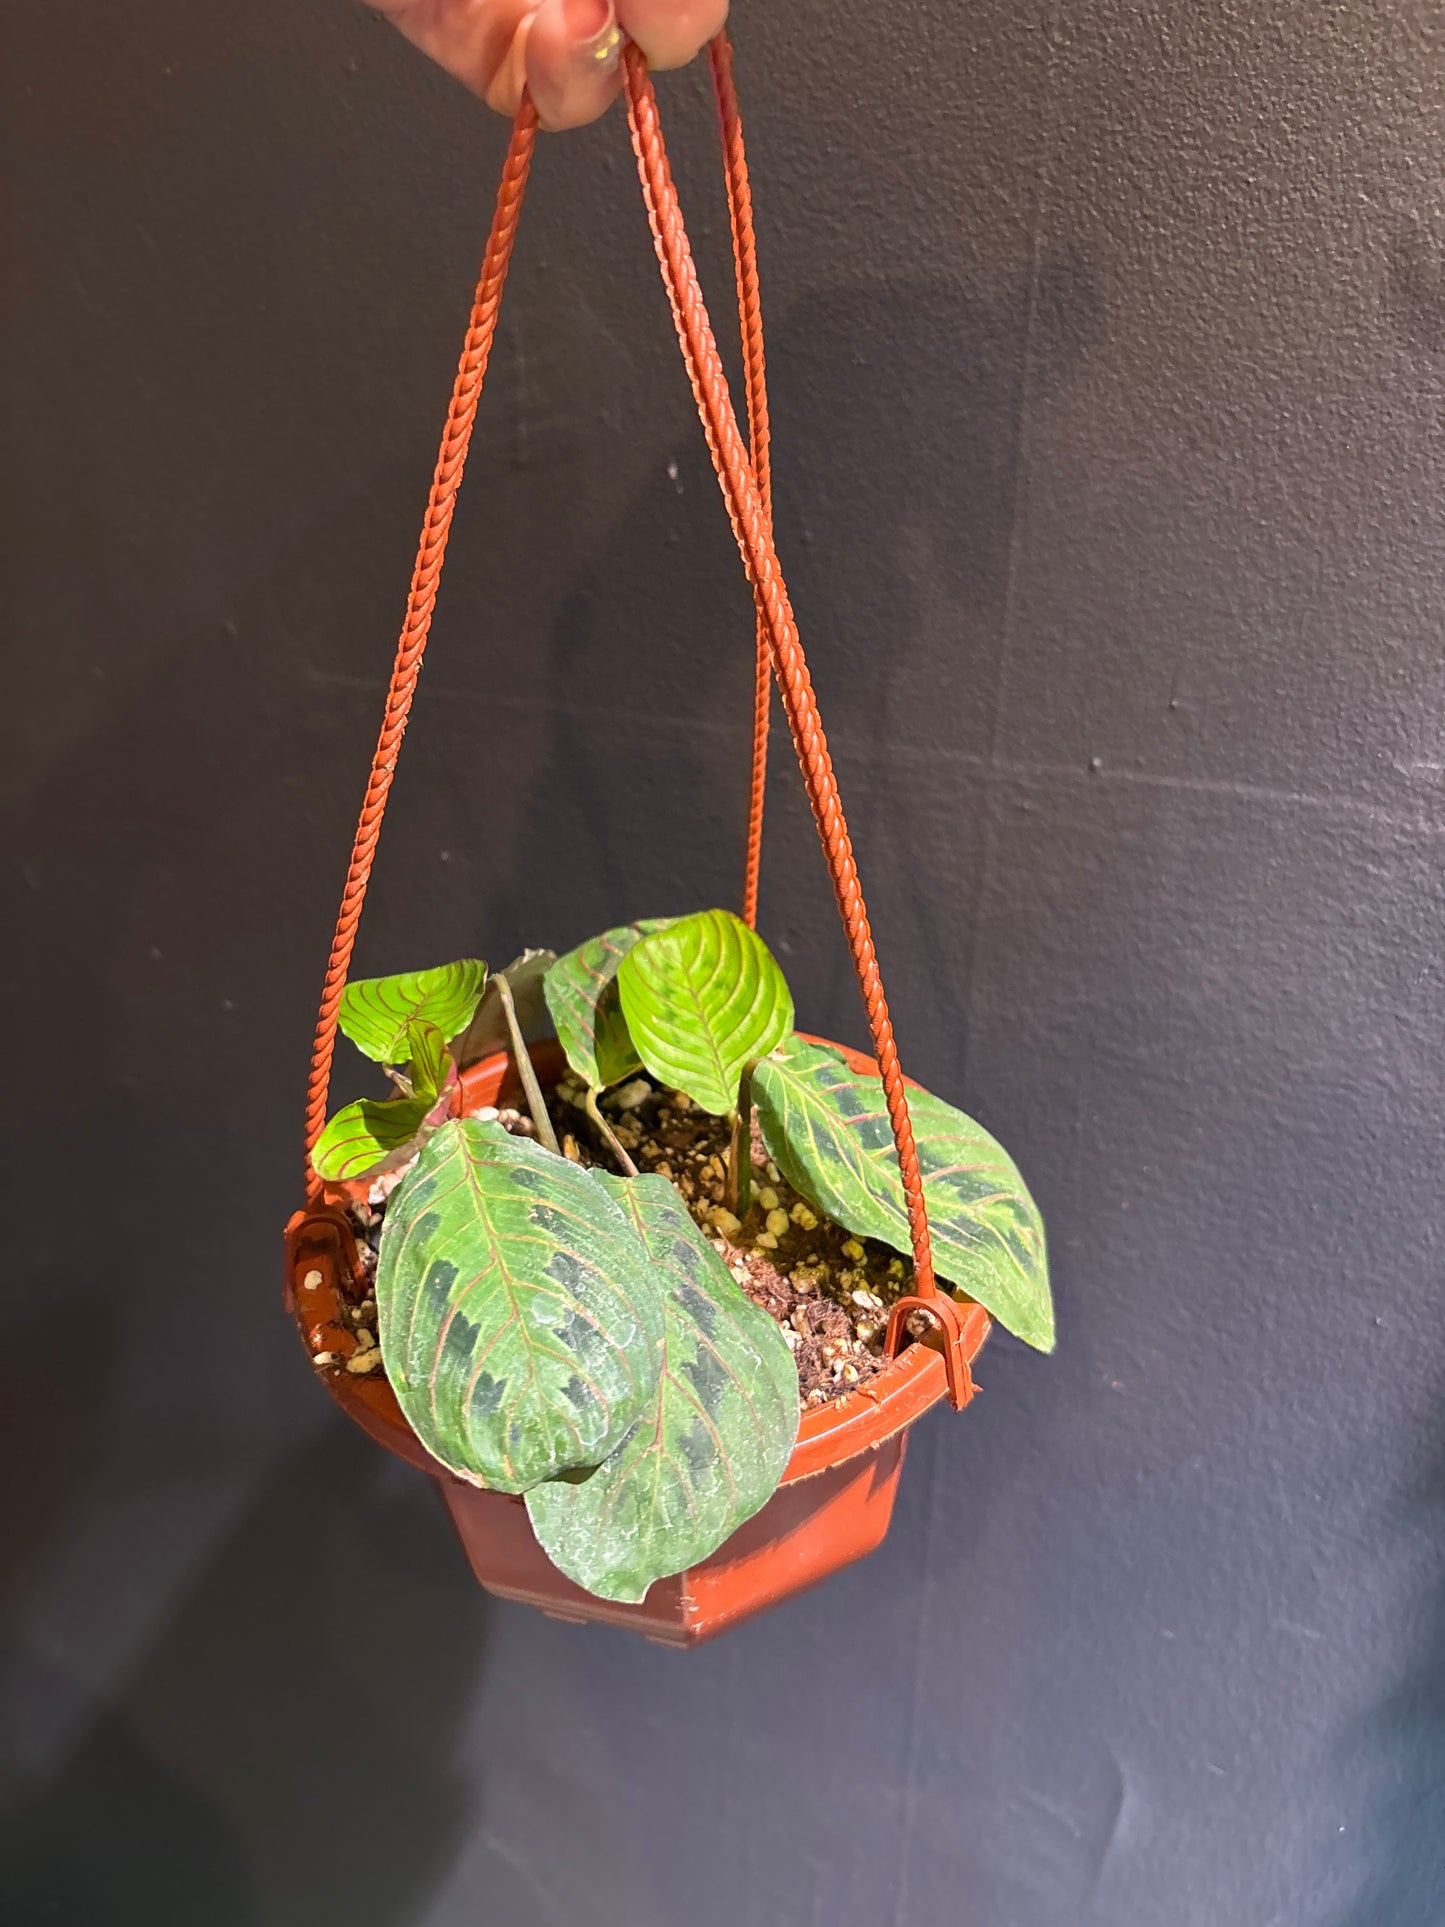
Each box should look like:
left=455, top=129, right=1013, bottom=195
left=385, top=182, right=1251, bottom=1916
left=455, top=949, right=557, bottom=1068
left=753, top=1036, right=1054, bottom=1352
left=616, top=910, right=793, bottom=1116
left=374, top=1119, right=666, bottom=1492
left=545, top=920, right=673, bottom=1091
left=525, top=1173, right=799, bottom=1602
left=339, top=959, right=488, bottom=1065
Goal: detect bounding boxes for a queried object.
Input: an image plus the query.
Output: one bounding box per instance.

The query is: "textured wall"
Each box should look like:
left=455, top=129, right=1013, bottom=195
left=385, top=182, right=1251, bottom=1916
left=6, top=2, right=1445, bottom=1922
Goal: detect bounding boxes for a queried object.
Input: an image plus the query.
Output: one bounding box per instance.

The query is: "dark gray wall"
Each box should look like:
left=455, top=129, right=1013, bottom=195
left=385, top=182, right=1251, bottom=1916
left=6, top=2, right=1444, bottom=1922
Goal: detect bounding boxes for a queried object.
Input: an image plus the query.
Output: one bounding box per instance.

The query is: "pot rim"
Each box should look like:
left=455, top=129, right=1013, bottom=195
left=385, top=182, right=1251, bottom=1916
left=288, top=1031, right=989, bottom=1487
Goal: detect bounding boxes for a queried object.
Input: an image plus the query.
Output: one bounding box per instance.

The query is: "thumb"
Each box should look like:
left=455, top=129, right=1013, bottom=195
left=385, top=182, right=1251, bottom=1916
left=525, top=0, right=625, bottom=129
left=617, top=0, right=729, bottom=71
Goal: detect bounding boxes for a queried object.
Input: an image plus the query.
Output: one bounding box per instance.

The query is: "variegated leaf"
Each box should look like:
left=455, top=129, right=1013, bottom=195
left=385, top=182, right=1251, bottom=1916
left=753, top=1036, right=1053, bottom=1352
left=374, top=1120, right=666, bottom=1492
left=525, top=1173, right=798, bottom=1602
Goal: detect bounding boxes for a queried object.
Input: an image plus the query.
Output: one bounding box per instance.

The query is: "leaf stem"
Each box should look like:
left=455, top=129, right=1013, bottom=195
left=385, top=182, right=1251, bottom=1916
left=726, top=1069, right=754, bottom=1217
left=497, top=975, right=561, bottom=1156
left=585, top=1087, right=638, bottom=1178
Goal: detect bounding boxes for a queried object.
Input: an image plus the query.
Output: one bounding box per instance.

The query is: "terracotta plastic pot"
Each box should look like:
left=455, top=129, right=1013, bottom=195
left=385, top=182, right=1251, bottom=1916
left=284, top=1036, right=990, bottom=1646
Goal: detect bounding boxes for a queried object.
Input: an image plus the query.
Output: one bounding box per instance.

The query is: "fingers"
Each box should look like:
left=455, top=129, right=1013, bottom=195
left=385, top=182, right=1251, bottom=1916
left=368, top=0, right=728, bottom=127
left=617, top=0, right=729, bottom=70
left=525, top=0, right=624, bottom=130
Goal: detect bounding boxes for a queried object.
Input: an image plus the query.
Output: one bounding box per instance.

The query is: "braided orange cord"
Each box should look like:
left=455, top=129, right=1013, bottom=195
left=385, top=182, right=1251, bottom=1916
left=622, top=48, right=938, bottom=1297
left=302, top=106, right=538, bottom=1197
left=708, top=35, right=773, bottom=932
left=300, top=56, right=936, bottom=1304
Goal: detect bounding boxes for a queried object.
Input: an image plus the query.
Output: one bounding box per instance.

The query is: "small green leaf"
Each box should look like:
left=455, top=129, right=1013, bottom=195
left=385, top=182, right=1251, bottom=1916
left=545, top=921, right=673, bottom=1092
left=312, top=1018, right=458, bottom=1183
left=525, top=1173, right=799, bottom=1602
left=311, top=1090, right=437, bottom=1183
left=374, top=1119, right=666, bottom=1493
left=339, top=959, right=488, bottom=1065
left=455, top=949, right=557, bottom=1068
left=753, top=1036, right=1054, bottom=1352
left=617, top=910, right=793, bottom=1116
left=402, top=1018, right=450, bottom=1101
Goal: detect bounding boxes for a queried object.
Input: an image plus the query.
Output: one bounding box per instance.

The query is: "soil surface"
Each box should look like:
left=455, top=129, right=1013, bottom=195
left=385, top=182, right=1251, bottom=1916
left=343, top=1073, right=926, bottom=1410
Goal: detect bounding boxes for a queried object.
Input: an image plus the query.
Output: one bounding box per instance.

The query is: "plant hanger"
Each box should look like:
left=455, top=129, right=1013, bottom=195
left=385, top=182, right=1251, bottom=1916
left=299, top=34, right=976, bottom=1422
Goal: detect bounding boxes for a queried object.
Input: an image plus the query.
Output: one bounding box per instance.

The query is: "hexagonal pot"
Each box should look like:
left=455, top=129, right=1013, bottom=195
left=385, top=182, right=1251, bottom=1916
left=284, top=1036, right=990, bottom=1646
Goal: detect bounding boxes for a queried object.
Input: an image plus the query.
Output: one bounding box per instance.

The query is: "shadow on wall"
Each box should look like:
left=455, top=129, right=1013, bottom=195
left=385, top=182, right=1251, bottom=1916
left=0, top=1424, right=492, bottom=1927
left=1333, top=1398, right=1445, bottom=1927
left=484, top=252, right=1101, bottom=984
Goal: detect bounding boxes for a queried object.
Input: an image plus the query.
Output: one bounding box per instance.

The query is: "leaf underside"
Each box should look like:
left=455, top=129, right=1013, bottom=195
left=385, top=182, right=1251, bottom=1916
left=339, top=959, right=488, bottom=1065
left=753, top=1036, right=1054, bottom=1352
left=374, top=1119, right=666, bottom=1492
left=525, top=1173, right=799, bottom=1602
left=455, top=949, right=557, bottom=1068
left=617, top=910, right=794, bottom=1116
left=545, top=920, right=674, bottom=1093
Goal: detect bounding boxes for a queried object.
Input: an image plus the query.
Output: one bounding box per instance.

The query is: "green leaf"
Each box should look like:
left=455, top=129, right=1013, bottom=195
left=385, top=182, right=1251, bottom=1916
left=339, top=959, right=488, bottom=1065
left=616, top=910, right=793, bottom=1116
left=753, top=1036, right=1054, bottom=1352
left=401, top=1018, right=450, bottom=1101
left=455, top=949, right=557, bottom=1068
left=545, top=920, right=673, bottom=1091
left=374, top=1119, right=666, bottom=1493
left=312, top=1018, right=458, bottom=1183
left=525, top=1173, right=799, bottom=1602
left=311, top=1088, right=442, bottom=1184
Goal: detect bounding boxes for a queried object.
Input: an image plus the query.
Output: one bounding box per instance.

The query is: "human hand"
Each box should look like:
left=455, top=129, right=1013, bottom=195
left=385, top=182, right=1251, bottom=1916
left=368, top=0, right=729, bottom=130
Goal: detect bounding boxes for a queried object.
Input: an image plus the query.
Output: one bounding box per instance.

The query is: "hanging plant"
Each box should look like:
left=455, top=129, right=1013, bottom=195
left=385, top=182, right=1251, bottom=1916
left=301, top=908, right=1051, bottom=1610
left=285, top=35, right=1054, bottom=1643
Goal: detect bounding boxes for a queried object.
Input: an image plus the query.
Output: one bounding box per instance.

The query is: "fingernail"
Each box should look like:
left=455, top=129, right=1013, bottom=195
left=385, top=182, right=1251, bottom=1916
left=563, top=0, right=621, bottom=67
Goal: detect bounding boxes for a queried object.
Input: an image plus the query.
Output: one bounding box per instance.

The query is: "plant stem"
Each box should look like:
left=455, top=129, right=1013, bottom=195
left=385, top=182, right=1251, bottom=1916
left=585, top=1087, right=638, bottom=1179
left=726, top=1069, right=754, bottom=1217
left=496, top=975, right=560, bottom=1155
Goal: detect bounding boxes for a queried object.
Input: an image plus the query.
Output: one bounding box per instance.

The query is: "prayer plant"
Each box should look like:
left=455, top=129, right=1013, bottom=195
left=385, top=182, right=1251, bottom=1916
left=314, top=909, right=1051, bottom=1602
